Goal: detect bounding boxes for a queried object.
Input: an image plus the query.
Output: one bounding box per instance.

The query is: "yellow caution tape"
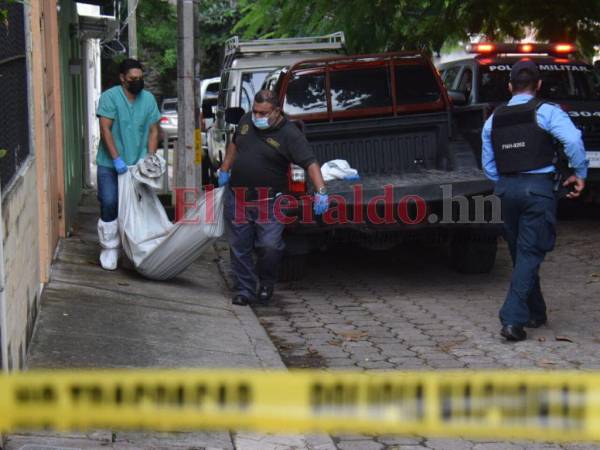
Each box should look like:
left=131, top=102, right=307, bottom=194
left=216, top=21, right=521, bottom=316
left=0, top=370, right=599, bottom=441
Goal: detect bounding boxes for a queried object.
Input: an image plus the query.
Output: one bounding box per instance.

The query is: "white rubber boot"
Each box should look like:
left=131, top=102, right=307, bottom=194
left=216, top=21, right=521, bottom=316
left=98, top=219, right=120, bottom=270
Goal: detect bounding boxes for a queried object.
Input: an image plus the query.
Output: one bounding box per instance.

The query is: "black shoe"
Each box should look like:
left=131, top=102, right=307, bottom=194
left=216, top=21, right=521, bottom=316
left=525, top=318, right=547, bottom=328
left=232, top=295, right=250, bottom=306
left=500, top=325, right=527, bottom=342
left=257, top=285, right=274, bottom=303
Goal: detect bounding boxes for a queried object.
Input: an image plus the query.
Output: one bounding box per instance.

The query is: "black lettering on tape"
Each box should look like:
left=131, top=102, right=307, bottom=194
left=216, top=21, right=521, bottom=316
left=15, top=385, right=57, bottom=404
left=310, top=382, right=358, bottom=414
left=238, top=384, right=251, bottom=410
left=366, top=382, right=420, bottom=419
left=115, top=385, right=123, bottom=404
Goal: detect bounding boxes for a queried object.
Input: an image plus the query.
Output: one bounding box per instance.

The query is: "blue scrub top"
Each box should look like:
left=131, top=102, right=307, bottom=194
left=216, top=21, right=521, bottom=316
left=96, top=85, right=161, bottom=168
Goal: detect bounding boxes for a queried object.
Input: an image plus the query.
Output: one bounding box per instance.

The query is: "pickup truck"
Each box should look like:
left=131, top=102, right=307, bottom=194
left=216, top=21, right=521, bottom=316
left=229, top=52, right=501, bottom=280
left=206, top=33, right=346, bottom=182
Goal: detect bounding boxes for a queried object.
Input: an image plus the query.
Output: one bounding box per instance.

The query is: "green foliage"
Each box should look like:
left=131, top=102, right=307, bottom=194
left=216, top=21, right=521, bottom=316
left=0, top=0, right=17, bottom=29
left=234, top=0, right=600, bottom=59
left=135, top=0, right=240, bottom=96
left=137, top=0, right=178, bottom=96
left=198, top=0, right=241, bottom=77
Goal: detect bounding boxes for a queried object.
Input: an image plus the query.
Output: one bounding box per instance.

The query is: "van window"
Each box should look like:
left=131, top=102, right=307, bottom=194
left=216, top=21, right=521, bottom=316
left=240, top=70, right=271, bottom=112
left=217, top=71, right=229, bottom=108
left=283, top=71, right=327, bottom=114
left=395, top=64, right=441, bottom=104
left=330, top=67, right=392, bottom=111
left=205, top=82, right=219, bottom=96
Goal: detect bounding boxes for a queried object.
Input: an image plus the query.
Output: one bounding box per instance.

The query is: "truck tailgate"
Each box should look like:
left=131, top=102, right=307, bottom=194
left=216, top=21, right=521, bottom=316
left=324, top=168, right=493, bottom=203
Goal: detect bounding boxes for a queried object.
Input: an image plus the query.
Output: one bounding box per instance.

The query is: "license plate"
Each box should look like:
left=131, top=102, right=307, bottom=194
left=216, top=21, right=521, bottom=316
left=588, top=151, right=600, bottom=168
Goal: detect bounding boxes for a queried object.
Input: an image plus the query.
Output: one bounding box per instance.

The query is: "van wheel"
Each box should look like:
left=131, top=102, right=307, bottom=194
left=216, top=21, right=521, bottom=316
left=279, top=254, right=307, bottom=281
left=449, top=231, right=497, bottom=274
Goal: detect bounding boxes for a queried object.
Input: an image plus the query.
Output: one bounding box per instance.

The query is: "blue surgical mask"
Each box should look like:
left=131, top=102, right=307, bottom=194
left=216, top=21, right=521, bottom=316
left=252, top=115, right=270, bottom=130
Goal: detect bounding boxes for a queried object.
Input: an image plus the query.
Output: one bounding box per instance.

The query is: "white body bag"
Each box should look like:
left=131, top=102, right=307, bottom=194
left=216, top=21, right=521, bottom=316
left=117, top=155, right=224, bottom=280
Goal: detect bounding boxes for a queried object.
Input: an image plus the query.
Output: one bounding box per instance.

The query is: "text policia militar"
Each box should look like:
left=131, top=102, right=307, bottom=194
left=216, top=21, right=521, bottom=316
left=173, top=184, right=502, bottom=226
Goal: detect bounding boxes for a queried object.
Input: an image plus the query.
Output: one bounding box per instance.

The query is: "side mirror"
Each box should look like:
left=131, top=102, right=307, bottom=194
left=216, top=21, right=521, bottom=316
left=448, top=90, right=467, bottom=106
left=225, top=107, right=245, bottom=125
left=202, top=103, right=214, bottom=119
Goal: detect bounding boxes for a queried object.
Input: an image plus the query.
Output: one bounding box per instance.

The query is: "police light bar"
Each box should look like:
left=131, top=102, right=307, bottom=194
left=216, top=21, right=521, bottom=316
left=467, top=42, right=577, bottom=56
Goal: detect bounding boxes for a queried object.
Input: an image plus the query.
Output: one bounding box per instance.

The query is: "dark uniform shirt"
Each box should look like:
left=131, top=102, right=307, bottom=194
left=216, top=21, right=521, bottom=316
left=230, top=113, right=317, bottom=198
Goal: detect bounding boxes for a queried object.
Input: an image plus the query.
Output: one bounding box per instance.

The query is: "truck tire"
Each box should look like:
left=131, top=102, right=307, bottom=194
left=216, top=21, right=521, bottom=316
left=279, top=254, right=307, bottom=281
left=449, top=231, right=497, bottom=274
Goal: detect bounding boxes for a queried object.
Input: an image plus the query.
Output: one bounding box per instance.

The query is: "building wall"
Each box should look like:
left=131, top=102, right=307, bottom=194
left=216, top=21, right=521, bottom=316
left=58, top=0, right=85, bottom=234
left=1, top=160, right=41, bottom=370
left=0, top=0, right=64, bottom=371
left=0, top=0, right=42, bottom=372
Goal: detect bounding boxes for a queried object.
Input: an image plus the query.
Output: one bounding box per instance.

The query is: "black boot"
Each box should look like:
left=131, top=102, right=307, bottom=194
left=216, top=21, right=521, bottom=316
left=500, top=325, right=527, bottom=342
left=232, top=295, right=250, bottom=306
left=525, top=318, right=547, bottom=328
left=257, top=285, right=274, bottom=304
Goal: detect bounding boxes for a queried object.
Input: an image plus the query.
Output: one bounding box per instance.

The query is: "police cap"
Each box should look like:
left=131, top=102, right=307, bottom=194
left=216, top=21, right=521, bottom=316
left=510, top=59, right=540, bottom=82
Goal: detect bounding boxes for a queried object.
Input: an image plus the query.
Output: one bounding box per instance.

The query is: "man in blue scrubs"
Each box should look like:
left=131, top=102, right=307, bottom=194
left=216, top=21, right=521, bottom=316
left=96, top=58, right=161, bottom=270
left=481, top=60, right=588, bottom=341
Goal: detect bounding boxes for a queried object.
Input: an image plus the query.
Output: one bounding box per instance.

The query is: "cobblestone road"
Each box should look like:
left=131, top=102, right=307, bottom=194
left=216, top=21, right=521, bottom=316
left=218, top=207, right=600, bottom=450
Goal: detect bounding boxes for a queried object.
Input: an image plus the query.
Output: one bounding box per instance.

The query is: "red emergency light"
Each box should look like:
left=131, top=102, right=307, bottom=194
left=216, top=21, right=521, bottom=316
left=467, top=42, right=577, bottom=56
left=471, top=43, right=495, bottom=53
left=520, top=44, right=533, bottom=53
left=554, top=43, right=575, bottom=53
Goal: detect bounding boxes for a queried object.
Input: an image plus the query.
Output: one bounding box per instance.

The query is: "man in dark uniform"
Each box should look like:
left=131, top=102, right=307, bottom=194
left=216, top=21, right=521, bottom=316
left=481, top=60, right=588, bottom=341
left=218, top=90, right=329, bottom=306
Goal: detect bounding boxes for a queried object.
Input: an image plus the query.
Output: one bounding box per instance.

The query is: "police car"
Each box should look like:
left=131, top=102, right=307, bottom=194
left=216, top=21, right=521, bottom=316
left=438, top=43, right=600, bottom=191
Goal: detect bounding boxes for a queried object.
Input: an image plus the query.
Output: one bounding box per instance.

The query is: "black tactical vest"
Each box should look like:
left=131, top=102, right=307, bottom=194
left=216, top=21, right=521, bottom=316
left=491, top=98, right=556, bottom=174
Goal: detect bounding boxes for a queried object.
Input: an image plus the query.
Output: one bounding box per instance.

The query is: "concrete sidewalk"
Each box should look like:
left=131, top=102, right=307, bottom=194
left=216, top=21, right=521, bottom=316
left=3, top=191, right=334, bottom=450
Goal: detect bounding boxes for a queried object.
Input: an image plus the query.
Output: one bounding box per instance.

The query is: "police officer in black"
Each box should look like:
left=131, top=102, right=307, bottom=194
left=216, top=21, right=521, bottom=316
left=481, top=60, right=588, bottom=341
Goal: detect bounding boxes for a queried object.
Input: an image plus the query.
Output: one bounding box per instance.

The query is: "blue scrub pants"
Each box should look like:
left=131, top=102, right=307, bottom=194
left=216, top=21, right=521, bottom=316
left=495, top=174, right=557, bottom=327
left=97, top=165, right=119, bottom=222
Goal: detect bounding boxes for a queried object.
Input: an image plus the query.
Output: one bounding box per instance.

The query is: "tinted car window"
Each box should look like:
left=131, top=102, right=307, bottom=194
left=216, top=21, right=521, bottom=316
left=284, top=71, right=327, bottom=114
left=442, top=66, right=460, bottom=88
left=330, top=67, right=392, bottom=111
left=162, top=101, right=177, bottom=112
left=395, top=64, right=441, bottom=104
left=480, top=64, right=600, bottom=102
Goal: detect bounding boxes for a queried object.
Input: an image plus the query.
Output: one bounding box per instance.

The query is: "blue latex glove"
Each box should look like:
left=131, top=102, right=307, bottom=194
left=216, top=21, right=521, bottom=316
left=313, top=193, right=329, bottom=216
left=344, top=174, right=360, bottom=181
left=112, top=157, right=128, bottom=174
left=218, top=170, right=230, bottom=187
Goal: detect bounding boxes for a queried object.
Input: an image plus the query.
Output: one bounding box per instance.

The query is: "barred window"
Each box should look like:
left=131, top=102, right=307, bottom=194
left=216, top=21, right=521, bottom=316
left=0, top=2, right=30, bottom=191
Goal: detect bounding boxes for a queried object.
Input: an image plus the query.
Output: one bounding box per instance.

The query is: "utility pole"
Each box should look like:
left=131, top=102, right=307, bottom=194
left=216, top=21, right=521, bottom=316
left=193, top=0, right=202, bottom=188
left=127, top=0, right=138, bottom=58
left=176, top=0, right=198, bottom=210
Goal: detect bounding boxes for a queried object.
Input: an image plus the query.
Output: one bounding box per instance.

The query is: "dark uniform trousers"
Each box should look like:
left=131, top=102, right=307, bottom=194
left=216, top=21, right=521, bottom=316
left=494, top=174, right=557, bottom=326
left=224, top=188, right=285, bottom=300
